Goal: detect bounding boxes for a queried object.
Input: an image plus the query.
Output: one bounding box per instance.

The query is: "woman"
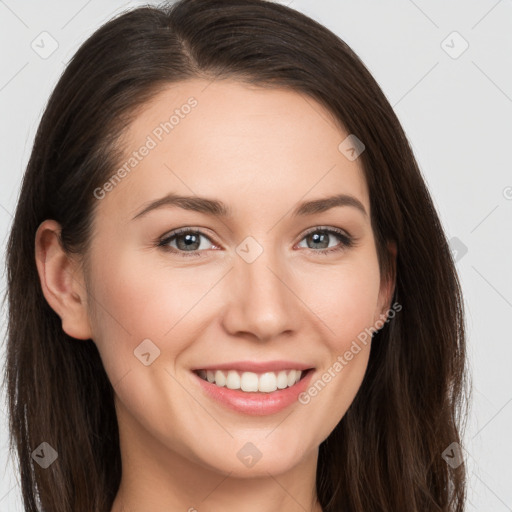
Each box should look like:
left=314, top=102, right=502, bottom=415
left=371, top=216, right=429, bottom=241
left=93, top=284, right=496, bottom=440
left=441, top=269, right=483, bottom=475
left=4, top=0, right=470, bottom=510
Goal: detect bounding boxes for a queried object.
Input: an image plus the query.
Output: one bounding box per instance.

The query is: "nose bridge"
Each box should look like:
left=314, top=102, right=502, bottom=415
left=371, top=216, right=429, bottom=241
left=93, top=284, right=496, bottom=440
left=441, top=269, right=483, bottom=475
left=222, top=237, right=301, bottom=341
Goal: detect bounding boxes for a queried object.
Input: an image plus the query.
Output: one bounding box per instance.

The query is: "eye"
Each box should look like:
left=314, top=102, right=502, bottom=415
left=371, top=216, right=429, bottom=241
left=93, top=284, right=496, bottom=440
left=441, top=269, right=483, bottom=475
left=157, top=226, right=354, bottom=258
left=157, top=228, right=217, bottom=257
left=296, top=227, right=354, bottom=255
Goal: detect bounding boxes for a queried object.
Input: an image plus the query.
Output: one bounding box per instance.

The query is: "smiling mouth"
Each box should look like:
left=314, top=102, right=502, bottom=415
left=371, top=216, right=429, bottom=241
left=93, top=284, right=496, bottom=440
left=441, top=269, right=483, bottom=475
left=193, top=368, right=312, bottom=393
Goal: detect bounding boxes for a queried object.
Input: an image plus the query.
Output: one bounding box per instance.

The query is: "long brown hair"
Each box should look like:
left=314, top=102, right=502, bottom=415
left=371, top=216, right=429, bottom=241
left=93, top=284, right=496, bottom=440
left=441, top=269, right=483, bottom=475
left=3, top=0, right=470, bottom=510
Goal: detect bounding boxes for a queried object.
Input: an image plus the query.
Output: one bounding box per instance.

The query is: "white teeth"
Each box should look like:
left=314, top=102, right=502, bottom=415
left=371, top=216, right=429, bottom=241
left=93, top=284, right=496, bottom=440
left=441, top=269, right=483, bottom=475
left=214, top=370, right=226, bottom=387
left=258, top=372, right=277, bottom=392
left=226, top=370, right=241, bottom=390
left=276, top=371, right=288, bottom=389
left=197, top=369, right=304, bottom=393
left=240, top=372, right=259, bottom=392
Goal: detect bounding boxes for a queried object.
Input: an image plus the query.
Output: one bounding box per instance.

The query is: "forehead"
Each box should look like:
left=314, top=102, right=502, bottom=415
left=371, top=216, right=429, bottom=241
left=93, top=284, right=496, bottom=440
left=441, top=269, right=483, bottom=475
left=96, top=78, right=370, bottom=221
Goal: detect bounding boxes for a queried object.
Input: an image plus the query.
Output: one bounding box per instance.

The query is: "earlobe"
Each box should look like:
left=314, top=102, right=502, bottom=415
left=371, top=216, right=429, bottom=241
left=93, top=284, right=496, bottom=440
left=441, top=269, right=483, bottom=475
left=376, top=240, right=398, bottom=321
left=34, top=220, right=93, bottom=340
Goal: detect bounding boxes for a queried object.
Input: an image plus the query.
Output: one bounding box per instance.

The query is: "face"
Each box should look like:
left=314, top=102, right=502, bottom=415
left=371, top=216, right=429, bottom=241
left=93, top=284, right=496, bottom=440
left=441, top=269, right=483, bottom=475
left=52, top=79, right=394, bottom=478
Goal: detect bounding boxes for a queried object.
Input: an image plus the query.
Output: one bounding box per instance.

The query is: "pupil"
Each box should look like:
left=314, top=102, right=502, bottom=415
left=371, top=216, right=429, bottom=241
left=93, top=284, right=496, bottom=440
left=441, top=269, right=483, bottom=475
left=178, top=233, right=199, bottom=250
left=310, top=232, right=328, bottom=249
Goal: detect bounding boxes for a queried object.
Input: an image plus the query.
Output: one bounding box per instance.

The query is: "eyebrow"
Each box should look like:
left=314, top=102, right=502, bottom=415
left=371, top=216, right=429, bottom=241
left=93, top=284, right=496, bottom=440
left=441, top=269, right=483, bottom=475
left=131, top=192, right=368, bottom=220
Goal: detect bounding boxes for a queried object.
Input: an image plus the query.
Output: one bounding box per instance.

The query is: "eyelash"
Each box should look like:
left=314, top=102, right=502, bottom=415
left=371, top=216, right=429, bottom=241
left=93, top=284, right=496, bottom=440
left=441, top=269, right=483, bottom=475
left=156, top=226, right=355, bottom=258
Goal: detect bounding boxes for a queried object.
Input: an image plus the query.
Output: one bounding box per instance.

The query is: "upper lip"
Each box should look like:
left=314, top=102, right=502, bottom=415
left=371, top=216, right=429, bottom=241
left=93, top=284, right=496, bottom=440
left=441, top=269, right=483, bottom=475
left=193, top=360, right=314, bottom=373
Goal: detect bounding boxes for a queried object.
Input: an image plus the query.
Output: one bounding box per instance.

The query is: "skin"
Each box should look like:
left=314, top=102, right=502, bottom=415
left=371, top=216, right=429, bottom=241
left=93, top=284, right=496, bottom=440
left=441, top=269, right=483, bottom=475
left=35, top=79, right=396, bottom=512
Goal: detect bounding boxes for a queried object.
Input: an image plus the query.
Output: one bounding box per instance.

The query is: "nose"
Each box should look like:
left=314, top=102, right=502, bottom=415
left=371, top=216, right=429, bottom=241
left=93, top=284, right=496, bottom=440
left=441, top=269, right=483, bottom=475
left=220, top=244, right=304, bottom=343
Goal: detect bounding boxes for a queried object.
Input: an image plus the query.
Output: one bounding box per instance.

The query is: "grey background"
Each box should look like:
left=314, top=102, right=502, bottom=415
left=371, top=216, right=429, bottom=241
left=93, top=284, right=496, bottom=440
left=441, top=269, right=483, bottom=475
left=1, top=0, right=511, bottom=510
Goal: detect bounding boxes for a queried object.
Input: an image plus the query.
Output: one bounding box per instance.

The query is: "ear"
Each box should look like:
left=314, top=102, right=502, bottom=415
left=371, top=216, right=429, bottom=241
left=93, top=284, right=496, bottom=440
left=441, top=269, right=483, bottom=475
left=34, top=220, right=93, bottom=340
left=375, top=240, right=398, bottom=323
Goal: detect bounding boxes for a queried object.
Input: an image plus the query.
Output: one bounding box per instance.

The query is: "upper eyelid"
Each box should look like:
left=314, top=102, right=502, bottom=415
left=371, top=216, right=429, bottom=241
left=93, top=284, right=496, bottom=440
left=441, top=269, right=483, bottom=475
left=300, top=225, right=351, bottom=238
left=160, top=227, right=217, bottom=244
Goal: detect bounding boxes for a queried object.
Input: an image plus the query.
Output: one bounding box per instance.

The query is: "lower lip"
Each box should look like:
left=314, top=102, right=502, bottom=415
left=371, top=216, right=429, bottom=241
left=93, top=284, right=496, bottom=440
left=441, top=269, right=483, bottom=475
left=193, top=370, right=314, bottom=416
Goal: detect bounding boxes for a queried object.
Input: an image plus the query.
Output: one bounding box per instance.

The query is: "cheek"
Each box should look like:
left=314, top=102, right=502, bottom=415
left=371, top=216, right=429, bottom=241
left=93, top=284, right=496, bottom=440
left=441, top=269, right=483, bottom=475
left=87, top=237, right=381, bottom=367
left=300, top=255, right=381, bottom=350
left=85, top=246, right=222, bottom=376
left=290, top=259, right=380, bottom=448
